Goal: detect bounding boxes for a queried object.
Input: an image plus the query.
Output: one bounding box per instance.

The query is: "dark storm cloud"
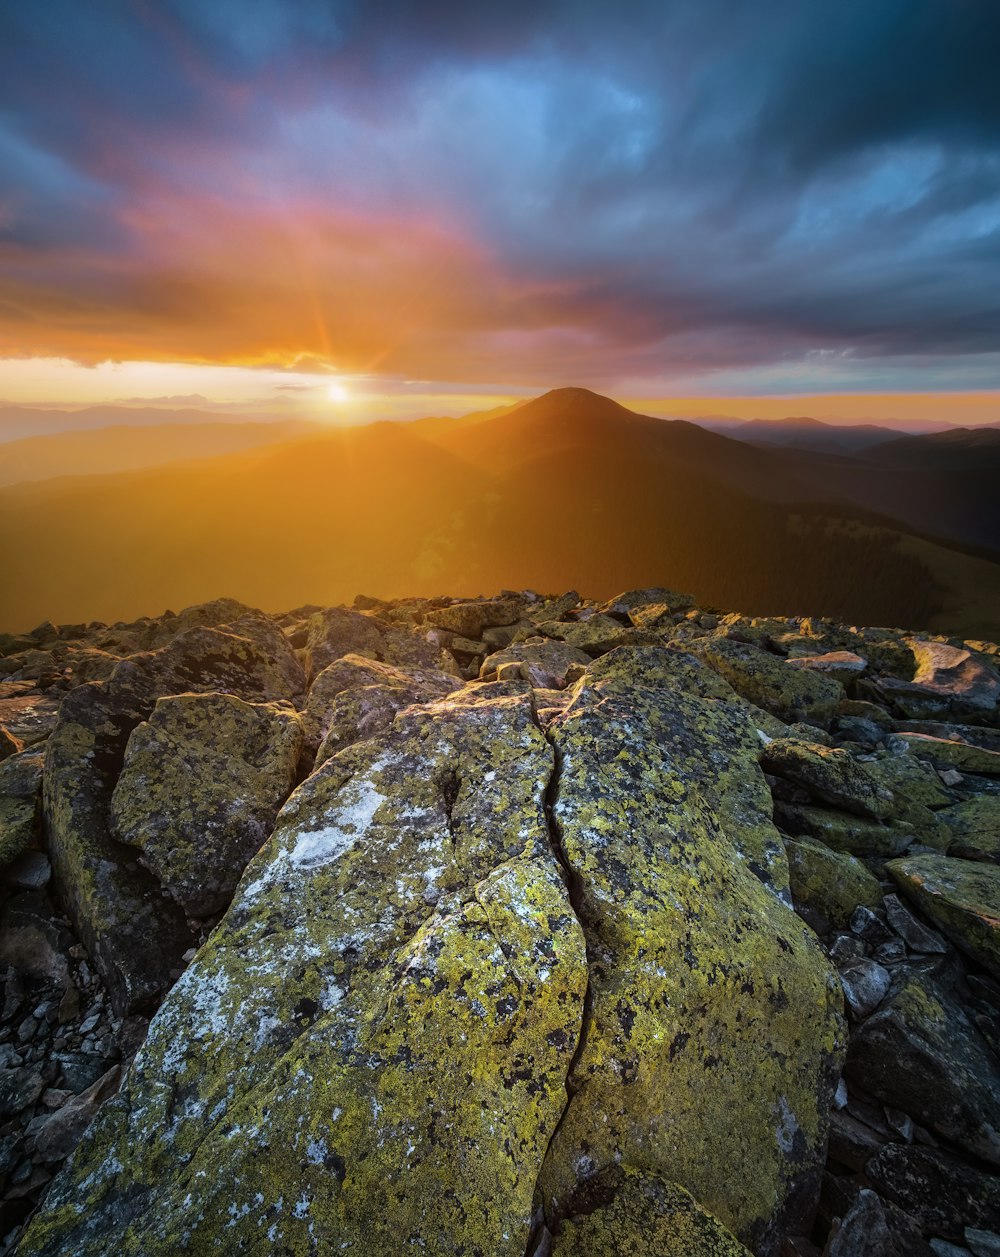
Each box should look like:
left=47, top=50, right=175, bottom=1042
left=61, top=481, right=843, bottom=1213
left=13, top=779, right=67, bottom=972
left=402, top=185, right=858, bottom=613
left=1, top=0, right=998, bottom=385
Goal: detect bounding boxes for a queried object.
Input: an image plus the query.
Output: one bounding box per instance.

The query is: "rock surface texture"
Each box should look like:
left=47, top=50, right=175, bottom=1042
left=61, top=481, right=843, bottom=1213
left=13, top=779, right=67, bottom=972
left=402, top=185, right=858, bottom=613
left=0, top=591, right=998, bottom=1255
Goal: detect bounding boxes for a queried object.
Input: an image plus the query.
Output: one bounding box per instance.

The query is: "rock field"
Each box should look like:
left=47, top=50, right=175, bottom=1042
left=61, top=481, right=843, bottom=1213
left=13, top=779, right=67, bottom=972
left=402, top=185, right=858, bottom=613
left=1, top=590, right=998, bottom=1255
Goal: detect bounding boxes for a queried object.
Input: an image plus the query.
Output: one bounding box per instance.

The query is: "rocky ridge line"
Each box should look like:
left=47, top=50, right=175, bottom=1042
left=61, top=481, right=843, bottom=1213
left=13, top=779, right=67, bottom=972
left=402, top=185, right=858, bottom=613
left=0, top=590, right=998, bottom=1255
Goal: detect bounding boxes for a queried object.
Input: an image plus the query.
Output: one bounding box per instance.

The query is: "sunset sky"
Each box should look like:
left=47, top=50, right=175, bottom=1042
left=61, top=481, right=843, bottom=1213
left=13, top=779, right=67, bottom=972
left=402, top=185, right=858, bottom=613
left=2, top=1, right=999, bottom=422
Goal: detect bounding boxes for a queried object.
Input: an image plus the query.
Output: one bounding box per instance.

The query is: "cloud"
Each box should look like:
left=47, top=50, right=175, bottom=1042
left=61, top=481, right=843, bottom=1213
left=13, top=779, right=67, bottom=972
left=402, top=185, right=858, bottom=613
left=0, top=1, right=998, bottom=390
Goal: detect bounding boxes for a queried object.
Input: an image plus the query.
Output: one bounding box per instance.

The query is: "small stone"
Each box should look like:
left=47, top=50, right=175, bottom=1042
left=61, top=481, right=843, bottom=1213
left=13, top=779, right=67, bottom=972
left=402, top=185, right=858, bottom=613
left=884, top=1108, right=915, bottom=1143
left=850, top=905, right=894, bottom=945
left=839, top=959, right=892, bottom=1019
left=930, top=1242, right=971, bottom=1257
left=884, top=893, right=949, bottom=954
left=0, top=1045, right=23, bottom=1070
left=181, top=948, right=197, bottom=963
left=16, top=1016, right=37, bottom=1044
left=0, top=1067, right=44, bottom=1118
left=834, top=1079, right=849, bottom=1110
left=967, top=1230, right=1000, bottom=1257
left=78, top=1012, right=101, bottom=1035
left=829, top=934, right=865, bottom=965
left=57, top=984, right=80, bottom=1024
left=940, top=769, right=964, bottom=786
left=4, top=851, right=51, bottom=891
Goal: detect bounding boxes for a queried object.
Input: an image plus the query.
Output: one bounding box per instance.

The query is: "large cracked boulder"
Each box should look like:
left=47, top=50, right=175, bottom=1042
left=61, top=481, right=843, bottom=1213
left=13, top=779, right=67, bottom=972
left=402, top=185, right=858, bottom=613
left=19, top=647, right=848, bottom=1257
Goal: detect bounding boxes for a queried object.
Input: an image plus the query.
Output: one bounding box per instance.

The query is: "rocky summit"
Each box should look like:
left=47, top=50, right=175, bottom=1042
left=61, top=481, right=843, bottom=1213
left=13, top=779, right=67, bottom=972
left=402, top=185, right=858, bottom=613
left=1, top=593, right=999, bottom=1256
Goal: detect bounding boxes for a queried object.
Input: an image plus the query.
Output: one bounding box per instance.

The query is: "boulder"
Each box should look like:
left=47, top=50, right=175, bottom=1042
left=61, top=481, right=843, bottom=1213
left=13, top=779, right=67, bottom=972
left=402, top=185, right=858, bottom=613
left=698, top=638, right=844, bottom=728
left=846, top=963, right=1000, bottom=1165
left=884, top=643, right=1000, bottom=724
left=480, top=640, right=592, bottom=689
left=44, top=620, right=305, bottom=1014
left=1, top=725, right=21, bottom=759
left=774, top=802, right=912, bottom=859
left=110, top=693, right=304, bottom=917
left=887, top=854, right=1000, bottom=978
left=784, top=837, right=883, bottom=932
left=865, top=750, right=953, bottom=810
left=302, top=606, right=453, bottom=680
left=785, top=652, right=868, bottom=684
left=938, top=795, right=1000, bottom=858
left=536, top=647, right=844, bottom=1255
left=536, top=614, right=646, bottom=655
left=895, top=733, right=1000, bottom=777
left=18, top=684, right=588, bottom=1256
left=303, top=653, right=461, bottom=760
left=32, top=1066, right=121, bottom=1163
left=761, top=740, right=894, bottom=820
left=601, top=587, right=696, bottom=619
left=424, top=597, right=523, bottom=639
left=0, top=691, right=61, bottom=746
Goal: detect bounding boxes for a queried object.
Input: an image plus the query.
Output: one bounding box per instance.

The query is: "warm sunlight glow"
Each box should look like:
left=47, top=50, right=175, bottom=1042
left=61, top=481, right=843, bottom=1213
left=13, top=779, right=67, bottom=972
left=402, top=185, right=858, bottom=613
left=326, top=381, right=350, bottom=404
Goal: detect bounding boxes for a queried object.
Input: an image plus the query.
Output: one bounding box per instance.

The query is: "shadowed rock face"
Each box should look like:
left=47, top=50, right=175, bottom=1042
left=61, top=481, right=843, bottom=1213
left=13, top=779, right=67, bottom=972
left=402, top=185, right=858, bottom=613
left=7, top=589, right=1000, bottom=1255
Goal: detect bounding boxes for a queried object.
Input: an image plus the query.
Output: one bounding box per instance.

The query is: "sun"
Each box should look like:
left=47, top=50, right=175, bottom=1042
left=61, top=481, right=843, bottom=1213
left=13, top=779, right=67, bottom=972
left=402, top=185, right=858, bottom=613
left=326, top=380, right=350, bottom=403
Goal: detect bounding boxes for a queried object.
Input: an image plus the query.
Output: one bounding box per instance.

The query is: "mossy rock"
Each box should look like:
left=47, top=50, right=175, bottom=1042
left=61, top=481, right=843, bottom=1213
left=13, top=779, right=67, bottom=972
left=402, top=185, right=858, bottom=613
left=424, top=596, right=523, bottom=638
left=43, top=620, right=306, bottom=1014
left=761, top=739, right=894, bottom=820
left=864, top=750, right=952, bottom=810
left=145, top=598, right=267, bottom=648
left=774, top=801, right=914, bottom=859
left=0, top=748, right=44, bottom=866
left=537, top=647, right=844, bottom=1255
left=698, top=638, right=844, bottom=728
left=938, top=795, right=1000, bottom=857
left=896, top=733, right=1000, bottom=777
left=784, top=651, right=868, bottom=685
left=551, top=1168, right=752, bottom=1256
left=887, top=853, right=1000, bottom=979
left=601, top=587, right=696, bottom=619
left=785, top=837, right=883, bottom=931
left=19, top=684, right=588, bottom=1256
left=303, top=606, right=454, bottom=681
left=110, top=693, right=304, bottom=917
left=480, top=640, right=591, bottom=689
left=536, top=614, right=651, bottom=655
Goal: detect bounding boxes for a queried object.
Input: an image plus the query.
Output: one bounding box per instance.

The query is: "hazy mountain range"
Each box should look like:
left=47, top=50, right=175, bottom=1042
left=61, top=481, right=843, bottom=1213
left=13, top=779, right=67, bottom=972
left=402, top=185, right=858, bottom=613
left=1, top=387, right=998, bottom=636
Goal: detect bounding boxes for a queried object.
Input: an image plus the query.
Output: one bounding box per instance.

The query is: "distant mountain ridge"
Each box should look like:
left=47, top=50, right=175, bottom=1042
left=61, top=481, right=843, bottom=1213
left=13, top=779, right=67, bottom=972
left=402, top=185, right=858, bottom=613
left=0, top=420, right=313, bottom=486
left=1, top=387, right=998, bottom=638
